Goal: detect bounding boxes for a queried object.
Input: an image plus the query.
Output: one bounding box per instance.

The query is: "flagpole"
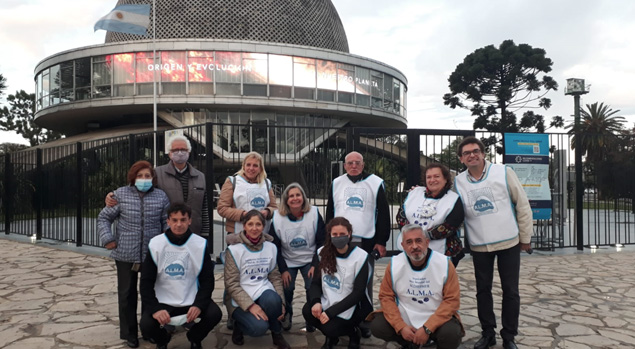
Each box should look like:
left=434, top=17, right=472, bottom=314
left=152, top=0, right=157, bottom=166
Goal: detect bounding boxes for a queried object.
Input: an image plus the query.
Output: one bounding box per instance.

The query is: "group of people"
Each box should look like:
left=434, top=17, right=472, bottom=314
left=98, top=135, right=532, bottom=349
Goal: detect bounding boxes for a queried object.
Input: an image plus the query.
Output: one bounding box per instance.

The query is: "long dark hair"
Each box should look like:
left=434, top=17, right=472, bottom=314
left=319, top=217, right=353, bottom=275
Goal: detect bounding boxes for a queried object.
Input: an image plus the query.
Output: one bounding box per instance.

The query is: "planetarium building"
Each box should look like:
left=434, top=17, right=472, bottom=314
left=33, top=0, right=407, bottom=157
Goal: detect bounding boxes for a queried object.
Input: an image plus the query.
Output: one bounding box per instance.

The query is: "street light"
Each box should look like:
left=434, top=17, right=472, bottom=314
left=565, top=78, right=588, bottom=251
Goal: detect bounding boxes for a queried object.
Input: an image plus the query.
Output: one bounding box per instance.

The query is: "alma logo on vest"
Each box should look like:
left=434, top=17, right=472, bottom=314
left=244, top=265, right=270, bottom=281
left=247, top=188, right=267, bottom=209
left=467, top=188, right=498, bottom=216
left=290, top=237, right=308, bottom=249
left=344, top=188, right=367, bottom=211
left=165, top=262, right=185, bottom=277
left=285, top=227, right=308, bottom=249
left=250, top=196, right=266, bottom=209
left=323, top=274, right=341, bottom=290
left=163, top=252, right=189, bottom=280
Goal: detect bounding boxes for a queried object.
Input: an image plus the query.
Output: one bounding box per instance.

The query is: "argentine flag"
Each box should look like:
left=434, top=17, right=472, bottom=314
left=94, top=4, right=151, bottom=35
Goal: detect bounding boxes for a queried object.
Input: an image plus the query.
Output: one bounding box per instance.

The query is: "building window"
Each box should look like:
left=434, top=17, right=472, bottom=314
left=188, top=51, right=214, bottom=95
left=49, top=65, right=60, bottom=106
left=337, top=63, right=355, bottom=104
left=161, top=51, right=186, bottom=95
left=136, top=52, right=154, bottom=95
left=355, top=67, right=370, bottom=107
left=269, top=54, right=292, bottom=98
left=92, top=55, right=112, bottom=98
left=75, top=58, right=91, bottom=101
left=243, top=53, right=268, bottom=97
left=294, top=57, right=316, bottom=100
left=215, top=52, right=242, bottom=96
left=371, top=71, right=383, bottom=108
left=113, top=53, right=134, bottom=97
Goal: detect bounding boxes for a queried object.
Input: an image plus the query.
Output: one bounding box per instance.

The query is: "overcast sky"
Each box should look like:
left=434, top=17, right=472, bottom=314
left=1, top=0, right=634, bottom=145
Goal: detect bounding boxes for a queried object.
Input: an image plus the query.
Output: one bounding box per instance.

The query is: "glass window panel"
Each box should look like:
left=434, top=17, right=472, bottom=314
left=75, top=58, right=91, bottom=88
left=243, top=53, right=268, bottom=84
left=294, top=57, right=316, bottom=88
left=215, top=52, right=242, bottom=83
left=36, top=73, right=43, bottom=110
left=93, top=55, right=112, bottom=86
left=294, top=87, right=314, bottom=100
left=60, top=62, right=74, bottom=89
left=270, top=85, right=291, bottom=98
left=338, top=92, right=353, bottom=104
left=317, top=60, right=337, bottom=90
left=355, top=67, right=371, bottom=95
left=393, top=79, right=401, bottom=113
left=188, top=51, right=214, bottom=82
left=160, top=51, right=186, bottom=82
left=113, top=53, right=135, bottom=84
left=337, top=63, right=355, bottom=93
left=136, top=52, right=154, bottom=83
left=49, top=65, right=60, bottom=105
left=244, top=84, right=267, bottom=96
left=317, top=89, right=335, bottom=102
left=269, top=54, right=292, bottom=86
left=371, top=71, right=383, bottom=108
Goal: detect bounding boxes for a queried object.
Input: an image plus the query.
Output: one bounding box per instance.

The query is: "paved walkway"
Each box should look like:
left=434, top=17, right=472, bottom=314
left=1, top=235, right=635, bottom=349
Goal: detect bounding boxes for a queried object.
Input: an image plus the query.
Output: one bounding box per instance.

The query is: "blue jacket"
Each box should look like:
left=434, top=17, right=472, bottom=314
left=98, top=185, right=170, bottom=263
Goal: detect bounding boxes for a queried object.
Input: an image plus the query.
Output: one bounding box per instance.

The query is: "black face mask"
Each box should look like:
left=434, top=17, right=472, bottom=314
left=331, top=235, right=350, bottom=249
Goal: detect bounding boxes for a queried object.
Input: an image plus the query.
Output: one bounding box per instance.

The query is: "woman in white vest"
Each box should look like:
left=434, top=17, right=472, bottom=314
left=223, top=210, right=290, bottom=349
left=302, top=217, right=371, bottom=349
left=396, top=163, right=465, bottom=266
left=270, top=183, right=326, bottom=332
left=217, top=151, right=277, bottom=234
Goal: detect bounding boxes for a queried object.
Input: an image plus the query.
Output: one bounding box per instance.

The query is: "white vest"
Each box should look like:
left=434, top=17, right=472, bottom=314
left=148, top=233, right=207, bottom=307
left=272, top=207, right=319, bottom=268
left=454, top=163, right=519, bottom=246
left=402, top=187, right=460, bottom=254
left=227, top=241, right=277, bottom=307
left=318, top=246, right=369, bottom=320
left=391, top=251, right=448, bottom=328
left=230, top=175, right=272, bottom=234
left=332, top=174, right=384, bottom=239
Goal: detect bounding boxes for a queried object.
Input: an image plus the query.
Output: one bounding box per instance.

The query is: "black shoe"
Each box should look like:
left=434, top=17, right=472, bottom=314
left=359, top=326, right=372, bottom=338
left=272, top=332, right=291, bottom=349
left=126, top=337, right=139, bottom=348
left=503, top=339, right=518, bottom=349
left=143, top=336, right=157, bottom=344
left=348, top=327, right=361, bottom=349
left=156, top=345, right=168, bottom=349
left=190, top=341, right=203, bottom=349
left=423, top=338, right=436, bottom=347
left=474, top=334, right=496, bottom=349
left=227, top=317, right=234, bottom=330
left=321, top=337, right=339, bottom=349
left=232, top=326, right=244, bottom=346
left=281, top=312, right=292, bottom=331
left=305, top=323, right=316, bottom=333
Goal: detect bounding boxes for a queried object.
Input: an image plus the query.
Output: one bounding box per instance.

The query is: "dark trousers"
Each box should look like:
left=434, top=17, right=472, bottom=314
left=471, top=244, right=521, bottom=341
left=232, top=289, right=283, bottom=336
left=283, top=263, right=312, bottom=317
left=302, top=302, right=362, bottom=339
left=115, top=260, right=139, bottom=340
left=370, top=312, right=462, bottom=349
left=140, top=302, right=222, bottom=345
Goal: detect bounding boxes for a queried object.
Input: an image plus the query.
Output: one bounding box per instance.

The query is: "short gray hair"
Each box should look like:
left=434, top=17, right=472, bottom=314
left=401, top=224, right=425, bottom=237
left=167, top=135, right=192, bottom=152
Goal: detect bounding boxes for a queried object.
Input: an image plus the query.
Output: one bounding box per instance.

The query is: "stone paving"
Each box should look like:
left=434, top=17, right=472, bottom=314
left=1, top=236, right=635, bottom=349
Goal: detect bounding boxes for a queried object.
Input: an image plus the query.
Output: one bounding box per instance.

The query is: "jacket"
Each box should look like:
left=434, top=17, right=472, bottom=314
left=216, top=176, right=277, bottom=233
left=98, top=185, right=170, bottom=263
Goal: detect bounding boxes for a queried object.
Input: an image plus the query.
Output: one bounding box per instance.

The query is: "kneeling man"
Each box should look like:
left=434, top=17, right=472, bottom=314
left=140, top=203, right=222, bottom=349
left=370, top=224, right=464, bottom=349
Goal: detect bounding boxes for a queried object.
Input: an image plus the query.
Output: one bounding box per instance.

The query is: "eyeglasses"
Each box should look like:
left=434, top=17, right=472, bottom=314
left=461, top=149, right=482, bottom=157
left=345, top=161, right=362, bottom=166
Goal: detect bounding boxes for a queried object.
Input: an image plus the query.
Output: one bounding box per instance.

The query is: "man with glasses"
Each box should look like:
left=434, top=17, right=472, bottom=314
left=326, top=151, right=391, bottom=338
left=106, top=135, right=210, bottom=237
left=454, top=137, right=532, bottom=349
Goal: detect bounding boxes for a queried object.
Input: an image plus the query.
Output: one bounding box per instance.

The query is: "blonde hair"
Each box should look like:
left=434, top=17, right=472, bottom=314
left=235, top=151, right=267, bottom=184
left=278, top=183, right=311, bottom=216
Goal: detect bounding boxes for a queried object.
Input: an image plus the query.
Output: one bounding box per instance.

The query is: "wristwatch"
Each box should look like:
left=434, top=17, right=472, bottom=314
left=422, top=325, right=432, bottom=335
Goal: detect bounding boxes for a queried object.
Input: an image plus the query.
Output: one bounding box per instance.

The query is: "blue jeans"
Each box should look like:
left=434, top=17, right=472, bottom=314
left=283, top=263, right=312, bottom=317
left=232, top=289, right=283, bottom=336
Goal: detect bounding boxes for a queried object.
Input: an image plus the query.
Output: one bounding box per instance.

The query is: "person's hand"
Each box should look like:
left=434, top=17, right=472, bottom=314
left=311, top=303, right=322, bottom=319
left=248, top=303, right=268, bottom=321
left=281, top=271, right=292, bottom=288
left=408, top=185, right=420, bottom=192
left=105, top=192, right=117, bottom=207
left=105, top=241, right=117, bottom=250
left=307, top=266, right=315, bottom=279
left=319, top=312, right=330, bottom=324
left=260, top=210, right=269, bottom=219
left=399, top=325, right=417, bottom=342
left=277, top=305, right=286, bottom=321
left=186, top=306, right=201, bottom=323
left=413, top=327, right=430, bottom=346
left=152, top=310, right=171, bottom=326
left=520, top=243, right=531, bottom=252
left=373, top=244, right=387, bottom=258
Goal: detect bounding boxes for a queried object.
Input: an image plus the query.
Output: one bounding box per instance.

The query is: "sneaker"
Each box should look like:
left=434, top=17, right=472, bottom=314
left=281, top=313, right=292, bottom=331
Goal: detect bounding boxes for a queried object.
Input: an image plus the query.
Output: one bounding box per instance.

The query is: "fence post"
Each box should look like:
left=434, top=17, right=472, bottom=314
left=4, top=154, right=11, bottom=235
left=76, top=142, right=83, bottom=247
left=205, top=122, right=215, bottom=255
left=36, top=149, right=43, bottom=240
left=406, top=130, right=421, bottom=189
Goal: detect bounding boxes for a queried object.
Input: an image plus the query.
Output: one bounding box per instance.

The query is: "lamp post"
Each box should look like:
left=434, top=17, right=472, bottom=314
left=565, top=78, right=588, bottom=251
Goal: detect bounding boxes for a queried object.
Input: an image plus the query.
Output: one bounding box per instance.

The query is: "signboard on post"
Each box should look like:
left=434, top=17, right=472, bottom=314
left=503, top=133, right=552, bottom=220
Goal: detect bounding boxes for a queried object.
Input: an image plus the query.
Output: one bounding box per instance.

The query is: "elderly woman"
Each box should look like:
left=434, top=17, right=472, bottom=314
left=270, top=183, right=325, bottom=332
left=224, top=210, right=291, bottom=349
left=302, top=217, right=371, bottom=349
left=396, top=163, right=465, bottom=266
left=217, top=151, right=277, bottom=234
left=98, top=160, right=170, bottom=348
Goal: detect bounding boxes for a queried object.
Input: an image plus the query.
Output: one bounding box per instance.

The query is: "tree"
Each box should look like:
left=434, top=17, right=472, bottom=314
left=0, top=142, right=27, bottom=154
left=443, top=40, right=563, bottom=136
left=0, top=90, right=62, bottom=146
left=566, top=102, right=625, bottom=163
left=430, top=138, right=463, bottom=172
left=0, top=73, right=6, bottom=97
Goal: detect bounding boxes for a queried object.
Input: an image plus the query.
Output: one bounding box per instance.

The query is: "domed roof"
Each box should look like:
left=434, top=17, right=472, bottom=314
left=105, top=0, right=349, bottom=52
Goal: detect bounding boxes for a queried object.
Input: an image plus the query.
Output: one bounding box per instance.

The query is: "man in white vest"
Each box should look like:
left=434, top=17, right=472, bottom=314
left=369, top=224, right=463, bottom=349
left=326, top=151, right=391, bottom=337
left=454, top=137, right=532, bottom=349
left=140, top=203, right=222, bottom=349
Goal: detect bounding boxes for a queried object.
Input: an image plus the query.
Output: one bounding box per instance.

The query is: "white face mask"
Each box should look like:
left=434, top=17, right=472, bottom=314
left=170, top=150, right=189, bottom=164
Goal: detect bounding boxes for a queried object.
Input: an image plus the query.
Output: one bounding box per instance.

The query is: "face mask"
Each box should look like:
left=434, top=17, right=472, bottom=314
left=331, top=235, right=350, bottom=249
left=135, top=179, right=152, bottom=192
left=170, top=151, right=189, bottom=165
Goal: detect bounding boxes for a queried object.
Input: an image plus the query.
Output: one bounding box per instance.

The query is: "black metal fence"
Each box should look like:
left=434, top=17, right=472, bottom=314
left=1, top=123, right=634, bottom=256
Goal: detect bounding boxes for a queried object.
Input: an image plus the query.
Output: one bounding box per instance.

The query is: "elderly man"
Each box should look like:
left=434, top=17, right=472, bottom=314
left=140, top=203, right=222, bottom=349
left=107, top=135, right=210, bottom=237
left=326, top=151, right=390, bottom=337
left=454, top=136, right=532, bottom=349
left=370, top=224, right=463, bottom=349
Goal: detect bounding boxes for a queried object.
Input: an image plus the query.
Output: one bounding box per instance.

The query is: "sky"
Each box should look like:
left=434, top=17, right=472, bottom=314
left=1, top=0, right=634, bottom=145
